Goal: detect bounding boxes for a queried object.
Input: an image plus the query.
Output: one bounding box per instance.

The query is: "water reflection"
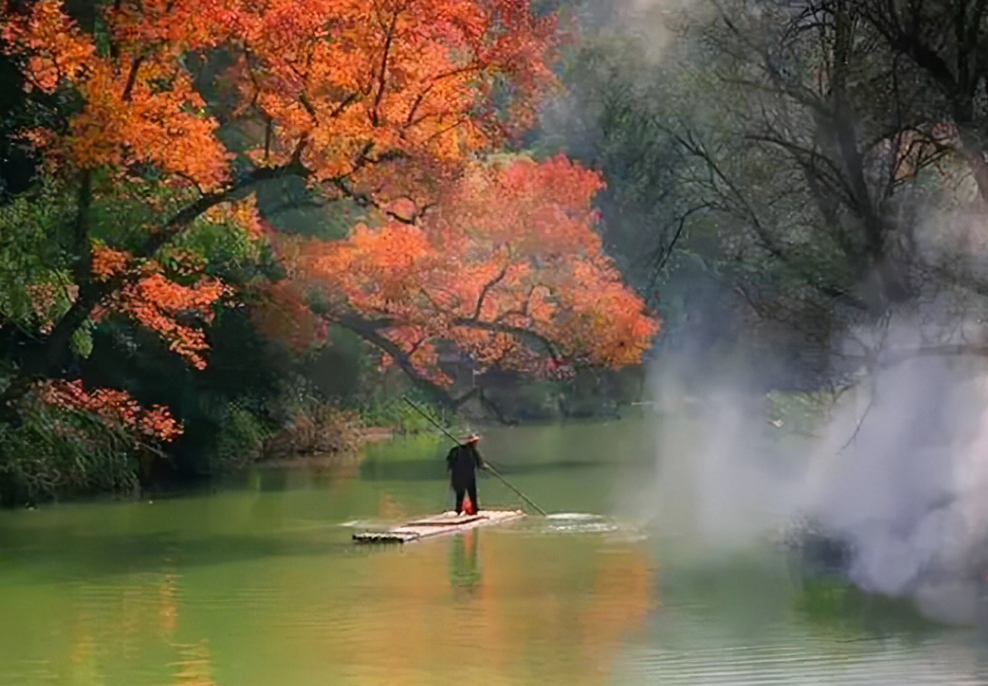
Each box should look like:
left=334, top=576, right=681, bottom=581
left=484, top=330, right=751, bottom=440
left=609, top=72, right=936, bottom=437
left=448, top=531, right=482, bottom=597
left=5, top=420, right=988, bottom=685
left=172, top=640, right=217, bottom=686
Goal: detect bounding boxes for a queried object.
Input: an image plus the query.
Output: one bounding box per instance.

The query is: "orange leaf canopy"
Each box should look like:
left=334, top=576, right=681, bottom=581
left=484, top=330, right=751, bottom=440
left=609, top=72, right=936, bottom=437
left=2, top=0, right=659, bottom=384
left=2, top=0, right=558, bottom=195
left=282, top=156, right=660, bottom=385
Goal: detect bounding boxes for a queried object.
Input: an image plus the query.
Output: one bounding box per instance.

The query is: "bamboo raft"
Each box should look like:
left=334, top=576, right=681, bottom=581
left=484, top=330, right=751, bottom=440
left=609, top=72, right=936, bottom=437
left=352, top=509, right=526, bottom=544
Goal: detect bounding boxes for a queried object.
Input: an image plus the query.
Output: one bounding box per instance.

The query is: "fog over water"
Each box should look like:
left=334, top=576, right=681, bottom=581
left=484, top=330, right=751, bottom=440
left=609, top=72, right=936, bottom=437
left=557, top=0, right=988, bottom=624
left=641, top=312, right=988, bottom=624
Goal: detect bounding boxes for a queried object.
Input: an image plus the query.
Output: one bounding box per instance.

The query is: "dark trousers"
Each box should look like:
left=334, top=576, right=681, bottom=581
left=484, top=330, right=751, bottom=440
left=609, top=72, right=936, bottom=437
left=454, top=480, right=479, bottom=513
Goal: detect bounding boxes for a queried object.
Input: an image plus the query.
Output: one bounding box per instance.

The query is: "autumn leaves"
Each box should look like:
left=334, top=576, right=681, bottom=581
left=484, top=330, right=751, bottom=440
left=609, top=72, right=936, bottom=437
left=0, top=0, right=659, bottom=432
left=282, top=156, right=659, bottom=385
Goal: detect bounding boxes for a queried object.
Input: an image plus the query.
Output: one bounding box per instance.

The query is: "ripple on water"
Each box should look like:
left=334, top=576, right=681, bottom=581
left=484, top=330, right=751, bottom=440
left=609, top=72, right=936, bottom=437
left=620, top=635, right=988, bottom=686
left=545, top=512, right=606, bottom=520
left=493, top=512, right=649, bottom=540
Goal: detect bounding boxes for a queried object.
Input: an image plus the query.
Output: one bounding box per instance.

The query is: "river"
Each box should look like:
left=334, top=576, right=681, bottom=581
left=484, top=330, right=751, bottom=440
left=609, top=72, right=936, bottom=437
left=1, top=418, right=988, bottom=685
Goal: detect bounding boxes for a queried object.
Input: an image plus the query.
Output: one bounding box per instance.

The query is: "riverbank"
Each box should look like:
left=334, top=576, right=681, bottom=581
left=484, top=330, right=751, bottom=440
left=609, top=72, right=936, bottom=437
left=256, top=426, right=395, bottom=469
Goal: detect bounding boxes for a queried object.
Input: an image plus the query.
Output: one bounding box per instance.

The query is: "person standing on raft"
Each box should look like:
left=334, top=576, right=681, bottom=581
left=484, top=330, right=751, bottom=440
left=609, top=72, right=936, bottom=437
left=446, top=433, right=486, bottom=515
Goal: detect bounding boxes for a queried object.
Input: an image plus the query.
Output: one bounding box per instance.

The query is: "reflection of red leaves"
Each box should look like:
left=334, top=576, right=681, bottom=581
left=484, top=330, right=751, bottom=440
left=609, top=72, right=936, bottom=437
left=39, top=379, right=183, bottom=443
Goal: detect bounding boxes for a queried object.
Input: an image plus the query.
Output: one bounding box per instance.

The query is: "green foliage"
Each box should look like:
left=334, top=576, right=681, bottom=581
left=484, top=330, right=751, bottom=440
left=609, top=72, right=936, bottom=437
left=79, top=308, right=287, bottom=479
left=0, top=181, right=76, bottom=333
left=300, top=327, right=366, bottom=400
left=254, top=177, right=364, bottom=240
left=210, top=400, right=274, bottom=473
left=174, top=211, right=279, bottom=284
left=88, top=176, right=199, bottom=249
left=351, top=395, right=445, bottom=434
left=548, top=37, right=685, bottom=293
left=69, top=321, right=95, bottom=358
left=260, top=376, right=364, bottom=458
left=0, top=396, right=143, bottom=505
left=794, top=578, right=942, bottom=636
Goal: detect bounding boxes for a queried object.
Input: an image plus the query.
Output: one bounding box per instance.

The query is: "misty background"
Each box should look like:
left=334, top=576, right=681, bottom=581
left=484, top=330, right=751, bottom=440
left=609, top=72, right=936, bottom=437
left=541, top=0, right=988, bottom=623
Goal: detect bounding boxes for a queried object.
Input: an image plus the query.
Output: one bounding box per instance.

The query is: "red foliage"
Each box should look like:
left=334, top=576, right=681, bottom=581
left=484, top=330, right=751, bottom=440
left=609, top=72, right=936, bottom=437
left=91, top=246, right=229, bottom=370
left=1, top=0, right=557, bottom=196
left=2, top=0, right=657, bottom=395
left=117, top=272, right=229, bottom=369
left=249, top=279, right=328, bottom=354
left=39, top=379, right=183, bottom=443
left=266, top=156, right=660, bottom=383
left=91, top=245, right=131, bottom=282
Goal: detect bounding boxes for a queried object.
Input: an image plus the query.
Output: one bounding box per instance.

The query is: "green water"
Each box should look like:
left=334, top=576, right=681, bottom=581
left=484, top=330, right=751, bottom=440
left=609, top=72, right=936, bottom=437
left=1, top=418, right=987, bottom=685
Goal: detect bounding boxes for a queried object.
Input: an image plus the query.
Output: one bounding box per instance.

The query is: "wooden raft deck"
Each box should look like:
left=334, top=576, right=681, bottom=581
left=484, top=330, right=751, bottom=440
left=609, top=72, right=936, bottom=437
left=353, top=509, right=526, bottom=544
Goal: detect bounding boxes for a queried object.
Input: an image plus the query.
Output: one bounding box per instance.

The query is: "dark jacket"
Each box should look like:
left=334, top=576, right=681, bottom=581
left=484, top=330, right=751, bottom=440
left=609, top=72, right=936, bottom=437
left=446, top=443, right=484, bottom=489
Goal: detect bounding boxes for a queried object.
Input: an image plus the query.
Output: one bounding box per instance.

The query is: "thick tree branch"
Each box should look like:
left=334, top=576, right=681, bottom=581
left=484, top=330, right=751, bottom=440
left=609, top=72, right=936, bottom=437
left=451, top=317, right=561, bottom=359
left=34, top=160, right=311, bottom=376
left=331, top=178, right=420, bottom=224
left=333, top=311, right=460, bottom=407
left=472, top=260, right=510, bottom=320
left=121, top=54, right=144, bottom=101
left=139, top=159, right=309, bottom=259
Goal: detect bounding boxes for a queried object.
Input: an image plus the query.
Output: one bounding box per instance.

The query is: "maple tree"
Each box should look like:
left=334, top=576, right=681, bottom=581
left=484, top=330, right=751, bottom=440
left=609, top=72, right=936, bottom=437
left=38, top=379, right=183, bottom=444
left=0, top=0, right=657, bottom=412
left=272, top=155, right=658, bottom=387
left=91, top=244, right=230, bottom=369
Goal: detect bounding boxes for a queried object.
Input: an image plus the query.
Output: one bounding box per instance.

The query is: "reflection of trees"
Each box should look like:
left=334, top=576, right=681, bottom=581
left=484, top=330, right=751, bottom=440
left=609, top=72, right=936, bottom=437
left=448, top=530, right=482, bottom=598
left=351, top=533, right=656, bottom=686
left=160, top=572, right=179, bottom=635
left=67, top=612, right=100, bottom=686
left=377, top=490, right=410, bottom=521
left=172, top=640, right=218, bottom=686
left=6, top=523, right=654, bottom=686
left=56, top=569, right=218, bottom=686
left=792, top=578, right=938, bottom=640
left=578, top=549, right=656, bottom=674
